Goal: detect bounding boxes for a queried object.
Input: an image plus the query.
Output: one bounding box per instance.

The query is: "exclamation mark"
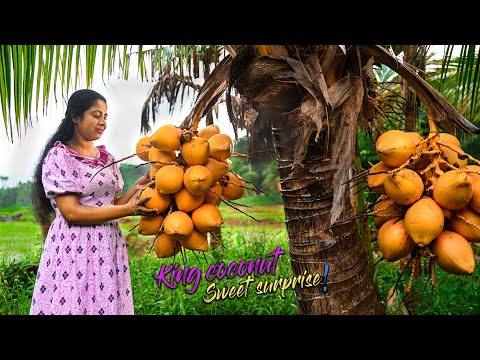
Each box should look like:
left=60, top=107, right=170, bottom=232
left=322, top=263, right=329, bottom=293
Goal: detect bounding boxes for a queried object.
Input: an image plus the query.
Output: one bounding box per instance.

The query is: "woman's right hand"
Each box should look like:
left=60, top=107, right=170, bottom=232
left=126, top=194, right=159, bottom=216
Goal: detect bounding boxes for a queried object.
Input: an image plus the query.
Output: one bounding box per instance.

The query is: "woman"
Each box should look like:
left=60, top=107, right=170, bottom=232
left=30, top=89, right=158, bottom=315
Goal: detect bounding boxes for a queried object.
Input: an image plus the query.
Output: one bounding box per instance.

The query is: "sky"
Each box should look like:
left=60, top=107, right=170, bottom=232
left=0, top=45, right=463, bottom=187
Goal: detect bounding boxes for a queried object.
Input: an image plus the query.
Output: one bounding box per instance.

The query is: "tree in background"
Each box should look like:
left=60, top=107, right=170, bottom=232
left=228, top=136, right=281, bottom=200
left=0, top=176, right=8, bottom=188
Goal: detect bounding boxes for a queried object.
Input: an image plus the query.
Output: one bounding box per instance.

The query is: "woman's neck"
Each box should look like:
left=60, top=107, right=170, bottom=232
left=66, top=135, right=98, bottom=157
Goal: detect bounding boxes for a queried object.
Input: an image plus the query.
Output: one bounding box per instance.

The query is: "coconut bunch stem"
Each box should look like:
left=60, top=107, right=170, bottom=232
left=396, top=248, right=436, bottom=312
left=208, top=188, right=251, bottom=208
left=90, top=150, right=150, bottom=181
left=209, top=231, right=227, bottom=250
left=436, top=140, right=480, bottom=166
left=349, top=201, right=400, bottom=220
left=420, top=247, right=437, bottom=291
left=406, top=253, right=419, bottom=294
left=143, top=160, right=179, bottom=168
left=136, top=181, right=156, bottom=200
left=209, top=188, right=260, bottom=222
left=387, top=249, right=437, bottom=314
left=129, top=223, right=140, bottom=232
left=227, top=170, right=269, bottom=196
left=456, top=214, right=480, bottom=232
left=231, top=151, right=262, bottom=160
left=387, top=252, right=417, bottom=302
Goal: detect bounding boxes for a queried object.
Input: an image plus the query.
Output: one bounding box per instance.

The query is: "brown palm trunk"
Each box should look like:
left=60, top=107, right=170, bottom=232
left=269, top=111, right=384, bottom=315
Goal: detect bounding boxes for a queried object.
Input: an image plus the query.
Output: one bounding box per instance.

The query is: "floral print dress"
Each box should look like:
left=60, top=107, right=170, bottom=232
left=30, top=141, right=134, bottom=315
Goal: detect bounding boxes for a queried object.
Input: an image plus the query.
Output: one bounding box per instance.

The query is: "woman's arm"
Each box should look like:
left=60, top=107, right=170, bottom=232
left=114, top=172, right=152, bottom=206
left=114, top=184, right=140, bottom=206
left=55, top=192, right=158, bottom=225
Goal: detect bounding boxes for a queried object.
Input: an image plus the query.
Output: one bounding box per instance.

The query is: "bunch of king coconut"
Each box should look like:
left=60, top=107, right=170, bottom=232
left=365, top=127, right=480, bottom=277
left=133, top=123, right=247, bottom=259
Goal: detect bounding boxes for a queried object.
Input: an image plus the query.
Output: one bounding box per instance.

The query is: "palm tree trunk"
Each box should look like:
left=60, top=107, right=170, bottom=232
left=269, top=111, right=384, bottom=314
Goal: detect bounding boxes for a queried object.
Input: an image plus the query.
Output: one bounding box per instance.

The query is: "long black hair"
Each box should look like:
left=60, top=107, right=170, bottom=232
left=31, top=89, right=107, bottom=229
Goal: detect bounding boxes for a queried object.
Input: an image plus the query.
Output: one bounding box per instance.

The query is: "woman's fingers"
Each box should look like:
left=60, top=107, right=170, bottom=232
left=136, top=196, right=151, bottom=206
left=136, top=206, right=159, bottom=215
left=130, top=196, right=160, bottom=215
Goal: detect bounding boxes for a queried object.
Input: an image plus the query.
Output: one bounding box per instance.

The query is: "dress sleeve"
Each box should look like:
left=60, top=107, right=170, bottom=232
left=42, top=147, right=82, bottom=199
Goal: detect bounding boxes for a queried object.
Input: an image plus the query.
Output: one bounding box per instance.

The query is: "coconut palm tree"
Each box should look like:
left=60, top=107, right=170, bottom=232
left=178, top=45, right=480, bottom=315
left=1, top=44, right=479, bottom=315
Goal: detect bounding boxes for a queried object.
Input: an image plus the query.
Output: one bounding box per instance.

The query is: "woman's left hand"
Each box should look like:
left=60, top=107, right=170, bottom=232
left=134, top=172, right=151, bottom=191
left=114, top=172, right=154, bottom=207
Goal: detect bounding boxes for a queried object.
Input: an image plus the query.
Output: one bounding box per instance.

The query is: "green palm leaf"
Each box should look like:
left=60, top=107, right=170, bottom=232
left=0, top=45, right=136, bottom=140
left=438, top=45, right=480, bottom=125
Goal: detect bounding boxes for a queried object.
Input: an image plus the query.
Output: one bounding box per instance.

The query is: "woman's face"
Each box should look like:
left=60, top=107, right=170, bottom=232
left=74, top=100, right=108, bottom=141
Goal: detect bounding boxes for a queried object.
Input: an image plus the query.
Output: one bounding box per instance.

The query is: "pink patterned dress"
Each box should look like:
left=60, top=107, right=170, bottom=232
left=30, top=141, right=134, bottom=315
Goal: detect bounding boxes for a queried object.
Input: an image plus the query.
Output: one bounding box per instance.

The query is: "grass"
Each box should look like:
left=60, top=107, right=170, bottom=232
left=0, top=222, right=43, bottom=261
left=219, top=204, right=285, bottom=227
left=0, top=205, right=32, bottom=214
left=373, top=244, right=480, bottom=315
left=0, top=249, right=40, bottom=315
left=0, top=227, right=296, bottom=315
left=235, top=193, right=283, bottom=206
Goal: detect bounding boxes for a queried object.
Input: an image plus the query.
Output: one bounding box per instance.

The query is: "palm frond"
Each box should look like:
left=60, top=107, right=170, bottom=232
left=0, top=46, right=12, bottom=139
left=437, top=45, right=480, bottom=125
left=0, top=45, right=136, bottom=141
left=34, top=45, right=43, bottom=116
left=12, top=45, right=23, bottom=139
left=139, top=45, right=226, bottom=133
left=362, top=45, right=480, bottom=135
